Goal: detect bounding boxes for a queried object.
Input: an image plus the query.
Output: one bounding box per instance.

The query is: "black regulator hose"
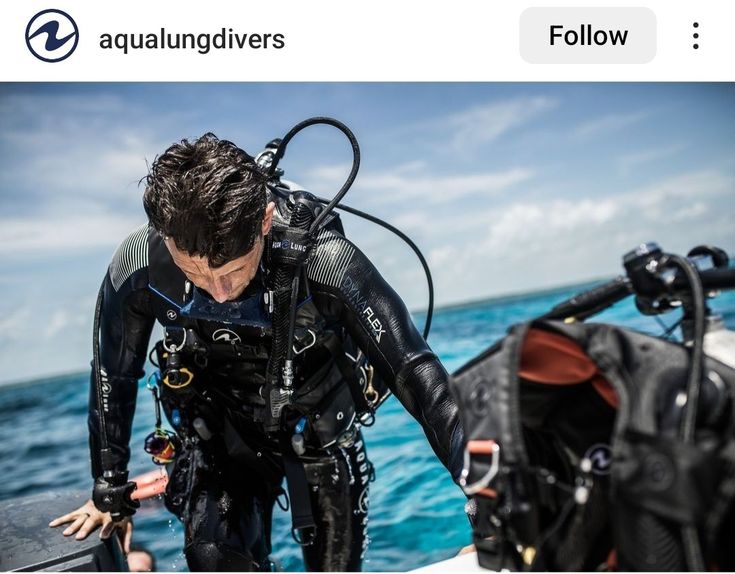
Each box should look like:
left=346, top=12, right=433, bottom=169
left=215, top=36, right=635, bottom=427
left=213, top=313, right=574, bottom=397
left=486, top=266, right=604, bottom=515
left=265, top=116, right=435, bottom=339
left=317, top=198, right=435, bottom=340
left=663, top=255, right=707, bottom=572
left=266, top=117, right=360, bottom=234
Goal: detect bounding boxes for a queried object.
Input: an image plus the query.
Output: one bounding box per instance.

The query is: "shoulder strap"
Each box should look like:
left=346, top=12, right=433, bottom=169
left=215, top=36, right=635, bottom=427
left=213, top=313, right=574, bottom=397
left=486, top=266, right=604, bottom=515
left=320, top=330, right=373, bottom=421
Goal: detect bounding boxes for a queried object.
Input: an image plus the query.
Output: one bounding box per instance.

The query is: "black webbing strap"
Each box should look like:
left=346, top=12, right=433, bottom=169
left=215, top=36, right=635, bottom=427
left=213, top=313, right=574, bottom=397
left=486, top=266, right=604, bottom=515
left=268, top=226, right=314, bottom=266
left=282, top=447, right=316, bottom=545
left=321, top=330, right=373, bottom=418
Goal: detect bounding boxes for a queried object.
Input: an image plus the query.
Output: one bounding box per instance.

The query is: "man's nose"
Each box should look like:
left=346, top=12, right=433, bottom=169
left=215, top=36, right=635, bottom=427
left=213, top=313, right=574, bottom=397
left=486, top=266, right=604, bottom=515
left=209, top=278, right=231, bottom=303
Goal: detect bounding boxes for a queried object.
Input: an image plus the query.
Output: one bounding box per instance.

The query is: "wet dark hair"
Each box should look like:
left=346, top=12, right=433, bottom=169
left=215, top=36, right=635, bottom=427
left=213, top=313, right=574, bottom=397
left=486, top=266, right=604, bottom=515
left=143, top=133, right=267, bottom=267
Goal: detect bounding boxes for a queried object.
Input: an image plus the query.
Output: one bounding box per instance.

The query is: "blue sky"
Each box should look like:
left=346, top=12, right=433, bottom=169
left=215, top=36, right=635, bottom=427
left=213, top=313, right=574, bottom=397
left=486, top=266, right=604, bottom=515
left=1, top=83, right=734, bottom=384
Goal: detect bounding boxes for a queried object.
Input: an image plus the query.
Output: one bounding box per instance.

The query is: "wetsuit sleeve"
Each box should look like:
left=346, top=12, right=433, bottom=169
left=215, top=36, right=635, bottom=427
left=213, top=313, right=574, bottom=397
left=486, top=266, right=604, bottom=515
left=88, top=225, right=156, bottom=479
left=307, top=229, right=464, bottom=481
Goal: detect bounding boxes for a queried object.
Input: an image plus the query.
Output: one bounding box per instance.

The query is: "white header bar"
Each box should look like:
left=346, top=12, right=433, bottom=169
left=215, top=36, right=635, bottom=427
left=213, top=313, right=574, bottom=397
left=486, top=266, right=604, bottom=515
left=2, top=0, right=733, bottom=81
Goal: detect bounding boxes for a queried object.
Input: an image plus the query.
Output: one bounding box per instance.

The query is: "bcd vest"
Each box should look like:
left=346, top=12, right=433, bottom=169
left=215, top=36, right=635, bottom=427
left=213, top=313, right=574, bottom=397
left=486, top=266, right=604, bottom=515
left=451, top=319, right=735, bottom=571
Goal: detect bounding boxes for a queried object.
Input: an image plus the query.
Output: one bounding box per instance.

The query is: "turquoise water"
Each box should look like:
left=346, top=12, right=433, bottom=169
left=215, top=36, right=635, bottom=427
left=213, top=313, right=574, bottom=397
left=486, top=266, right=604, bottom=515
left=1, top=280, right=734, bottom=572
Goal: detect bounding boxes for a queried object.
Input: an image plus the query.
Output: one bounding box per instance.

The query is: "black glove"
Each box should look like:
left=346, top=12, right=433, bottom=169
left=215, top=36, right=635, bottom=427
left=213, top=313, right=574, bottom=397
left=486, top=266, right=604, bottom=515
left=93, top=471, right=139, bottom=521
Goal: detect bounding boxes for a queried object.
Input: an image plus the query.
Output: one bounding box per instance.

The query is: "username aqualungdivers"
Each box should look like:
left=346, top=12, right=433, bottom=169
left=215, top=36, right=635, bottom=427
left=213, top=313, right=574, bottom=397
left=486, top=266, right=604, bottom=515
left=99, top=28, right=286, bottom=55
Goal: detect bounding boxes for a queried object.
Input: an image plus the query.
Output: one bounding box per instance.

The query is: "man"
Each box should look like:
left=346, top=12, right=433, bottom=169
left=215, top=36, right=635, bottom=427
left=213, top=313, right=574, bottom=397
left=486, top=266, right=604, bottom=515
left=50, top=132, right=464, bottom=571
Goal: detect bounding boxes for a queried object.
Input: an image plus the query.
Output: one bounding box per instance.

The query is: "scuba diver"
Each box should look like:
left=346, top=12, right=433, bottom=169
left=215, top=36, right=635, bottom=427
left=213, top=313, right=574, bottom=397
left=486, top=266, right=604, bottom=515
left=50, top=120, right=465, bottom=572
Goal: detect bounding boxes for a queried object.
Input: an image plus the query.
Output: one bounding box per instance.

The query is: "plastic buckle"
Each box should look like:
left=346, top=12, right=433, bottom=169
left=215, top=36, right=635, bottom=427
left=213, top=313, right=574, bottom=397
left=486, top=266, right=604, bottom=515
left=460, top=439, right=500, bottom=497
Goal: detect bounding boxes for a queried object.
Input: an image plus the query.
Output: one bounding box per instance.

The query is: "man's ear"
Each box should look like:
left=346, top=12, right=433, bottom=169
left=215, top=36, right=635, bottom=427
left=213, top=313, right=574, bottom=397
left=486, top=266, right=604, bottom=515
left=262, top=201, right=276, bottom=236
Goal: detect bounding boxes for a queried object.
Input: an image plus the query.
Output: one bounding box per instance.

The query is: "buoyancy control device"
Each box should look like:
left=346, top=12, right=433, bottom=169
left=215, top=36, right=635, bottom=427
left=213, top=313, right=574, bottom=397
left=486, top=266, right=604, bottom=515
left=451, top=243, right=735, bottom=571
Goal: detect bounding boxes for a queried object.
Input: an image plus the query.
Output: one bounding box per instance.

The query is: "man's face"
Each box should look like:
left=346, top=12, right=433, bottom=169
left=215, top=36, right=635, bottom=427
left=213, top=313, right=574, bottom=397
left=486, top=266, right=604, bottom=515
left=165, top=202, right=275, bottom=303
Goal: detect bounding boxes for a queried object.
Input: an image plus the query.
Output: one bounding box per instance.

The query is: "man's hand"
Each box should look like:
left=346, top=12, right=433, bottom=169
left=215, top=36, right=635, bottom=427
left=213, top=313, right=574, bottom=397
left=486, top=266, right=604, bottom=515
left=48, top=498, right=134, bottom=553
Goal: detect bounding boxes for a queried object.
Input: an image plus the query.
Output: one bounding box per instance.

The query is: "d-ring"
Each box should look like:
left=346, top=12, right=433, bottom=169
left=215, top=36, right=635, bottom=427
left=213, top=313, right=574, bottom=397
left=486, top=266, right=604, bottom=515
left=459, top=440, right=500, bottom=496
left=163, top=327, right=187, bottom=353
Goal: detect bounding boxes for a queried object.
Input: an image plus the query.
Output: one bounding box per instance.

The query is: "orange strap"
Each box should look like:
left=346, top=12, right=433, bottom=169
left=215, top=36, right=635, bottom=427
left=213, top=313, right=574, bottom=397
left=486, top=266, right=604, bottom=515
left=467, top=439, right=498, bottom=455
left=477, top=487, right=498, bottom=498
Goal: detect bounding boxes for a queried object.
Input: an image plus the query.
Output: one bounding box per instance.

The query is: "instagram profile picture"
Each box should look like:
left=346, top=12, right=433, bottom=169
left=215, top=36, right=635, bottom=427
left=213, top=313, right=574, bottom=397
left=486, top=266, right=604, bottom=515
left=26, top=9, right=79, bottom=62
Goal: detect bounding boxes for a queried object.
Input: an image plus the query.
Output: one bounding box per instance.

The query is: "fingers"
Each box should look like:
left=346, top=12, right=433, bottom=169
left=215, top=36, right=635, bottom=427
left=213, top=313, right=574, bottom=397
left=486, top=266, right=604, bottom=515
left=49, top=500, right=108, bottom=542
left=122, top=520, right=134, bottom=554
left=62, top=514, right=88, bottom=536
left=49, top=499, right=101, bottom=528
left=75, top=513, right=104, bottom=541
left=99, top=519, right=115, bottom=540
left=99, top=518, right=134, bottom=554
left=49, top=511, right=79, bottom=528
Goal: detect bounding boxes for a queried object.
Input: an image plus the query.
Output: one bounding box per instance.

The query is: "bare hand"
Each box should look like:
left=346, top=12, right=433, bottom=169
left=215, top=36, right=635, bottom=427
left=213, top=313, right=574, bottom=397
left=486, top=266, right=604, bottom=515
left=48, top=498, right=134, bottom=553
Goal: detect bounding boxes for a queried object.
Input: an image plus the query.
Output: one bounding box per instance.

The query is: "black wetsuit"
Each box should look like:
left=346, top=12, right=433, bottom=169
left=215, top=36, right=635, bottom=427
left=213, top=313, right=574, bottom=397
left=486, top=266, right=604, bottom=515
left=88, top=191, right=464, bottom=571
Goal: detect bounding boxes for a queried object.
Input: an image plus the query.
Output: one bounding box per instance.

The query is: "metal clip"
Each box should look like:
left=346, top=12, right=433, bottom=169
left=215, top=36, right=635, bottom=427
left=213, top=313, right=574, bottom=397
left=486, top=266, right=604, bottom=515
left=293, top=329, right=317, bottom=355
left=146, top=371, right=161, bottom=391
left=364, top=365, right=379, bottom=406
left=283, top=360, right=294, bottom=389
left=163, top=327, right=187, bottom=353
left=460, top=439, right=500, bottom=497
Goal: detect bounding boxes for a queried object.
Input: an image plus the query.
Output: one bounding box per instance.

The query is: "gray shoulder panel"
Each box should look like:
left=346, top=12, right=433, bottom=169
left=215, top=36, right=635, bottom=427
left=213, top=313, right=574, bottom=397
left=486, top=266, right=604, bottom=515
left=108, top=224, right=150, bottom=291
left=307, top=229, right=356, bottom=289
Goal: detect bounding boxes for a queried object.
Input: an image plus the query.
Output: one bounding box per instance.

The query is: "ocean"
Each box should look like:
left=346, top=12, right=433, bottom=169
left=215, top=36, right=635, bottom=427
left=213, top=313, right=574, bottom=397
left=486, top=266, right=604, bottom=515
left=1, top=280, right=734, bottom=572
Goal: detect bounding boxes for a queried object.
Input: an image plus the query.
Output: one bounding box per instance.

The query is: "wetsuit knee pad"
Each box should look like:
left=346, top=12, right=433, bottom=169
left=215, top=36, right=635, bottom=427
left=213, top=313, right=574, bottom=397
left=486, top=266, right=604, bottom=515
left=184, top=540, right=265, bottom=572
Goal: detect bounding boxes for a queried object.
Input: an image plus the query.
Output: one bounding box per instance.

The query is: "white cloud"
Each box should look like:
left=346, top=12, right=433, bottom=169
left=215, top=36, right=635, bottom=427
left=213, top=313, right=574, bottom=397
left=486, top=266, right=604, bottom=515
left=670, top=201, right=708, bottom=222
left=0, top=93, right=172, bottom=255
left=0, top=294, right=97, bottom=384
left=0, top=214, right=143, bottom=254
left=0, top=92, right=171, bottom=210
left=409, top=96, right=559, bottom=151
left=0, top=306, right=32, bottom=343
left=387, top=168, right=735, bottom=306
left=572, top=110, right=650, bottom=139
left=616, top=143, right=687, bottom=176
left=44, top=308, right=85, bottom=338
left=305, top=162, right=534, bottom=207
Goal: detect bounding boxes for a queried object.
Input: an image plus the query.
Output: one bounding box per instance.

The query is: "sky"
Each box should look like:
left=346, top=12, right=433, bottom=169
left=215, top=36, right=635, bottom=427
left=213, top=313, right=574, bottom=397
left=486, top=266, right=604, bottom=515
left=0, top=82, right=734, bottom=384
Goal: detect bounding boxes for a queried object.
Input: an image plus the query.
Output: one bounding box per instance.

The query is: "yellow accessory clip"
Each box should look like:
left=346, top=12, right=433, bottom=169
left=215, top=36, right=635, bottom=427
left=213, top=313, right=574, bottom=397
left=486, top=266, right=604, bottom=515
left=163, top=367, right=194, bottom=389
